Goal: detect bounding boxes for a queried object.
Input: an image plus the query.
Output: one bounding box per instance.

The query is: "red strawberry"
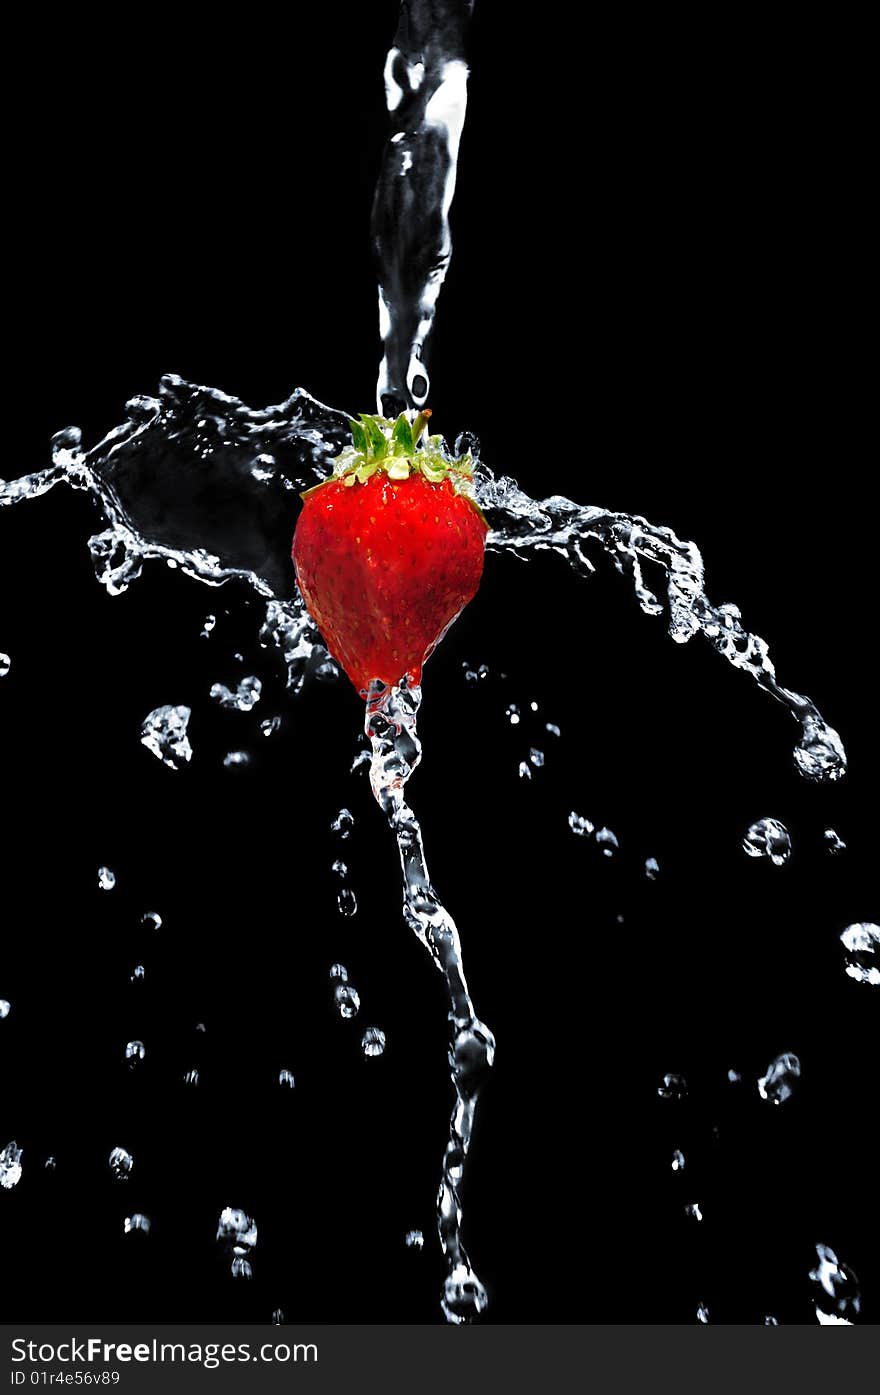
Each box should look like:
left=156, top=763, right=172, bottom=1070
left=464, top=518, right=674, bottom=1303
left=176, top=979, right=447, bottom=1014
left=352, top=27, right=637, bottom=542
left=292, top=411, right=488, bottom=696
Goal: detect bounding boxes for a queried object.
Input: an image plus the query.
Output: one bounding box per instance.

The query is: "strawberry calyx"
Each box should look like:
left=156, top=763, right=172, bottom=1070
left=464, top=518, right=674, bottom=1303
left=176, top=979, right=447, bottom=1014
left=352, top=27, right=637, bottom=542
left=301, top=410, right=489, bottom=528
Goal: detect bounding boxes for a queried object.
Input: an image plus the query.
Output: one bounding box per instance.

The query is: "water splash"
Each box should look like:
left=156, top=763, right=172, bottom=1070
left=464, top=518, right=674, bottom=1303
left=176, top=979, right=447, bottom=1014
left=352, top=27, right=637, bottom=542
left=1, top=380, right=848, bottom=783
left=478, top=472, right=847, bottom=784
left=0, top=1000, right=11, bottom=1020
left=0, top=379, right=855, bottom=1322
left=0, top=653, right=11, bottom=678
left=124, top=1214, right=151, bottom=1235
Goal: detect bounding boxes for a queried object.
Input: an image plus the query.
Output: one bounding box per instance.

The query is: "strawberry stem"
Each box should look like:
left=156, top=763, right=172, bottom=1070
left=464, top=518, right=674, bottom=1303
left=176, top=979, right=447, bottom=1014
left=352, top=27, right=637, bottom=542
left=412, top=408, right=432, bottom=445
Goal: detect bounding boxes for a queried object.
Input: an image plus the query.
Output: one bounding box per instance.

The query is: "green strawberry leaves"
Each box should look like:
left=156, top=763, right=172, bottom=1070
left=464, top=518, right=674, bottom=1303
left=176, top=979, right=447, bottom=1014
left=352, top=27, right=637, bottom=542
left=302, top=409, right=488, bottom=528
left=391, top=413, right=414, bottom=454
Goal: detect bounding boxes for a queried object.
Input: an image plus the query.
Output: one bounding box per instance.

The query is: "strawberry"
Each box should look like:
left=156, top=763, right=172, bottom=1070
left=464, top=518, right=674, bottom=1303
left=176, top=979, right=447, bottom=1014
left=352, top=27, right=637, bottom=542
left=292, top=411, right=488, bottom=696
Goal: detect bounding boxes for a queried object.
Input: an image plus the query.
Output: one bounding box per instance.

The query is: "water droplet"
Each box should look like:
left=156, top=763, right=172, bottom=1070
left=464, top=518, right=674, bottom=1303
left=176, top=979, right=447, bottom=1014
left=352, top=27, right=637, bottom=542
left=183, top=1067, right=199, bottom=1086
left=595, top=827, right=619, bottom=857
left=124, top=1213, right=151, bottom=1235
left=727, top=1069, right=742, bottom=1085
left=405, top=1230, right=424, bottom=1250
left=200, top=614, right=216, bottom=638
left=362, top=1027, right=386, bottom=1058
left=658, top=1073, right=687, bottom=1100
left=545, top=722, right=561, bottom=737
left=757, top=1051, right=801, bottom=1104
left=743, top=818, right=791, bottom=865
left=332, top=808, right=354, bottom=839
left=261, top=715, right=282, bottom=737
left=517, top=761, right=531, bottom=780
left=763, top=1316, right=779, bottom=1326
left=251, top=453, right=275, bottom=482
left=130, top=965, right=145, bottom=984
left=314, top=657, right=340, bottom=683
left=195, top=1022, right=206, bottom=1033
left=329, top=963, right=348, bottom=983
left=223, top=751, right=250, bottom=769
left=44, top=1157, right=56, bottom=1171
left=337, top=888, right=358, bottom=918
left=231, top=1257, right=253, bottom=1279
left=840, top=923, right=880, bottom=986
left=210, top=675, right=262, bottom=711
left=441, top=1264, right=488, bottom=1323
left=505, top=704, right=520, bottom=725
left=568, top=811, right=594, bottom=837
left=529, top=748, right=544, bottom=768
left=0, top=654, right=10, bottom=678
left=684, top=1202, right=703, bottom=1222
left=350, top=749, right=372, bottom=774
left=824, top=828, right=846, bottom=854
left=109, top=1146, right=133, bottom=1181
left=272, top=1309, right=285, bottom=1325
left=141, top=911, right=162, bottom=932
left=334, top=984, right=360, bottom=1020
left=809, top=1244, right=861, bottom=1323
left=644, top=856, right=660, bottom=880
left=141, top=705, right=193, bottom=770
left=125, top=1040, right=145, bottom=1067
left=98, top=866, right=116, bottom=892
left=217, top=1207, right=258, bottom=1258
left=794, top=714, right=847, bottom=783
left=332, top=860, right=348, bottom=878
left=671, top=1150, right=685, bottom=1171
left=279, top=1069, right=296, bottom=1089
left=0, top=1141, right=23, bottom=1189
left=530, top=700, right=539, bottom=712
left=0, top=1000, right=10, bottom=1020
left=697, top=1303, right=710, bottom=1323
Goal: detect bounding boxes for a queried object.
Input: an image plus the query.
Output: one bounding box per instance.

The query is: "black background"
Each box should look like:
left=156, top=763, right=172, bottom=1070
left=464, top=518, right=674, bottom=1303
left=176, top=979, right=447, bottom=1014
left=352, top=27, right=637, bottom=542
left=2, top=6, right=875, bottom=1324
